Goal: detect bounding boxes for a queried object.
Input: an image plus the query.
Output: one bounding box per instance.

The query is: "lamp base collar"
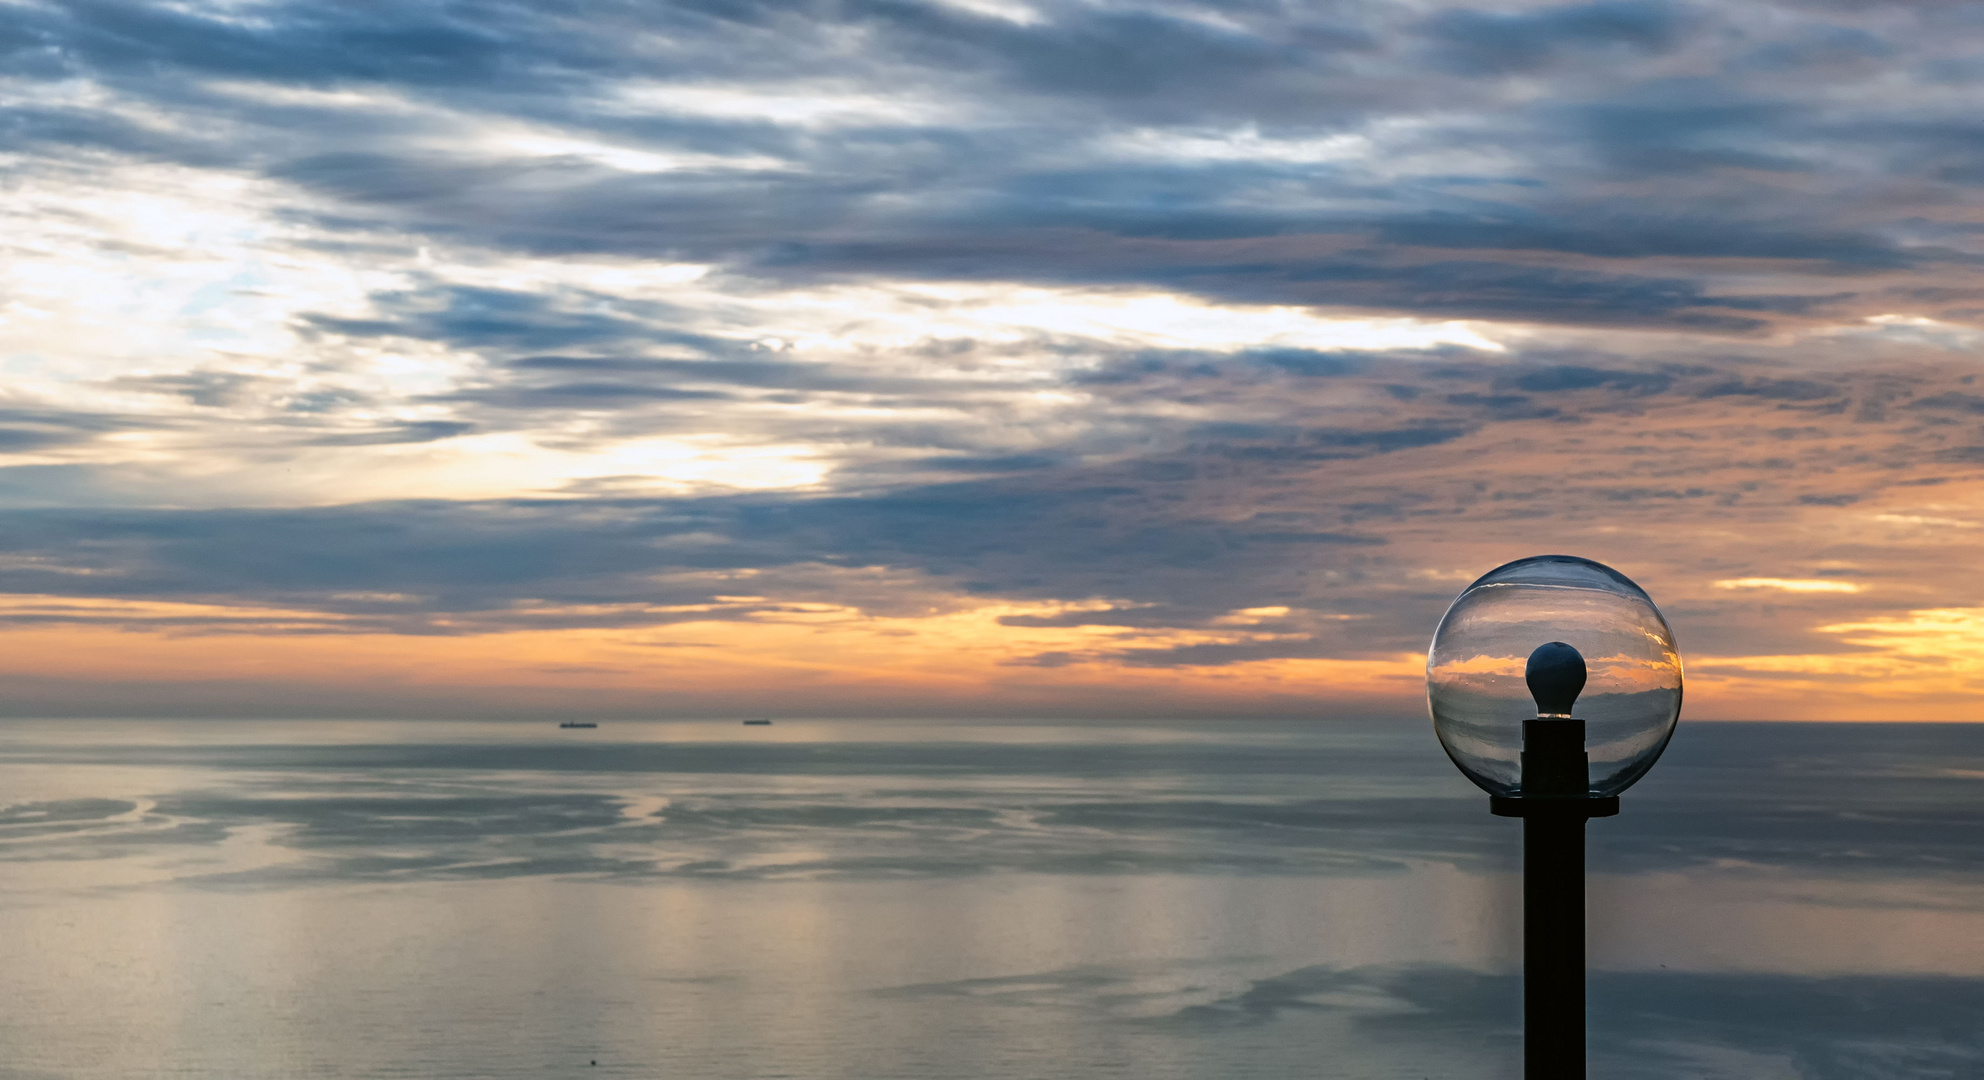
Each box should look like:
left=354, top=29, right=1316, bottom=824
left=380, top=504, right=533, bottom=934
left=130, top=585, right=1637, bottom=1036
left=1489, top=794, right=1619, bottom=819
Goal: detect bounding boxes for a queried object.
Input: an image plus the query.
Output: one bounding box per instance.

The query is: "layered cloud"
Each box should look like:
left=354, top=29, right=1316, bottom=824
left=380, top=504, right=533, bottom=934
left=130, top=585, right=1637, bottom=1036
left=4, top=0, right=1984, bottom=716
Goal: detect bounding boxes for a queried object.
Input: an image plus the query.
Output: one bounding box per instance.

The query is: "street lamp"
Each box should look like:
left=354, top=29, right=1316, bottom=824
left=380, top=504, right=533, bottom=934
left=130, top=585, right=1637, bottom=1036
left=1427, top=555, right=1682, bottom=1080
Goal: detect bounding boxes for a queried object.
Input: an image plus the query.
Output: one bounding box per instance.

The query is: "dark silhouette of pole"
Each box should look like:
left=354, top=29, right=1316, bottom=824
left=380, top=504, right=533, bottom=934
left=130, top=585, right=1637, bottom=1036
left=1522, top=797, right=1586, bottom=1079
left=1488, top=642, right=1614, bottom=1080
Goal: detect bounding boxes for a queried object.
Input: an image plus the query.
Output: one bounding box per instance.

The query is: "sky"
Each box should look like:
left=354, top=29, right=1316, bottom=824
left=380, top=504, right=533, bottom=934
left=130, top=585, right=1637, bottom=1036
left=4, top=0, right=1984, bottom=720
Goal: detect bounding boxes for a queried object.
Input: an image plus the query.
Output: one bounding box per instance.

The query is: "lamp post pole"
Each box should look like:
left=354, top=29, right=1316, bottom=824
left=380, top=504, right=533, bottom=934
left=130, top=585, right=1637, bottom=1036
left=1493, top=785, right=1613, bottom=1079
left=1483, top=641, right=1615, bottom=1080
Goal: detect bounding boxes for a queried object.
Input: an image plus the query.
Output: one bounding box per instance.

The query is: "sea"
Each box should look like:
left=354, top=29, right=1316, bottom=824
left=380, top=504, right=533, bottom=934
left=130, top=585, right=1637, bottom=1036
left=1, top=717, right=1980, bottom=1080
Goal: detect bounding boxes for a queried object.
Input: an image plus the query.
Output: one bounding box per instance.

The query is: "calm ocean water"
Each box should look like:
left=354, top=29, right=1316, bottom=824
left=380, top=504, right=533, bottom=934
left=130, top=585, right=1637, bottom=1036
left=1, top=718, right=1982, bottom=1080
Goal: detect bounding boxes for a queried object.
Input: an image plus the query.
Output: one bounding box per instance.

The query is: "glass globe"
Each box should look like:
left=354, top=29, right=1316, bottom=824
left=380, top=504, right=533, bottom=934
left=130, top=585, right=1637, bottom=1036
left=1427, top=555, right=1682, bottom=798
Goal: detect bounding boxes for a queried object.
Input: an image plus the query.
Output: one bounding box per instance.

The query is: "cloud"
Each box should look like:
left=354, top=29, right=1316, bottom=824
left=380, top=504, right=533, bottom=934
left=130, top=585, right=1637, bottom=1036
left=1714, top=578, right=1863, bottom=593
left=1421, top=1, right=1699, bottom=77
left=307, top=420, right=477, bottom=445
left=0, top=405, right=155, bottom=454
left=17, top=0, right=1975, bottom=327
left=7, top=0, right=1984, bottom=715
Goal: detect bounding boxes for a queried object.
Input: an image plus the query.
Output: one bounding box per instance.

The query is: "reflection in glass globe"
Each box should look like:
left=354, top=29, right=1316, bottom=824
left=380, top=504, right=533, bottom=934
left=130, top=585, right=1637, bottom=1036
left=1428, top=555, right=1682, bottom=798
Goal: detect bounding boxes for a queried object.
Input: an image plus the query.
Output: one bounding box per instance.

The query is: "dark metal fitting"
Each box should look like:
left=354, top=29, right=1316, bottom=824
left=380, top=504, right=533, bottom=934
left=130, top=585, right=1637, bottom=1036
left=1489, top=795, right=1619, bottom=819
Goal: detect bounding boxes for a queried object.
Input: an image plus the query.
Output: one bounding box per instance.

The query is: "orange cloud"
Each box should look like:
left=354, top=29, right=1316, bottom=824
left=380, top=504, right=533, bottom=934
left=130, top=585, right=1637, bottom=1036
left=0, top=596, right=1425, bottom=719
left=1686, top=607, right=1984, bottom=721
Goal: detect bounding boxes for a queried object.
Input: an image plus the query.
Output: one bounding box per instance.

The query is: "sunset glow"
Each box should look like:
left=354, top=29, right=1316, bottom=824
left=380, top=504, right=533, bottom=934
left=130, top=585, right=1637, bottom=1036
left=7, top=0, right=1984, bottom=720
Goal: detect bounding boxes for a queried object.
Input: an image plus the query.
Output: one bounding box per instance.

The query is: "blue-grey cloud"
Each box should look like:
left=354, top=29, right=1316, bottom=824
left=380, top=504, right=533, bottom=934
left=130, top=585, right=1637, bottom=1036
left=13, top=0, right=1981, bottom=331
left=1422, top=1, right=1700, bottom=77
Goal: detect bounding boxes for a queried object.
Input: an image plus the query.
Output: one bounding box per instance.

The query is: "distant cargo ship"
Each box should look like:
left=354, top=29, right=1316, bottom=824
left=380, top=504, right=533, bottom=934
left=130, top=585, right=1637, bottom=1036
left=559, top=721, right=598, bottom=729
left=742, top=719, right=772, bottom=726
